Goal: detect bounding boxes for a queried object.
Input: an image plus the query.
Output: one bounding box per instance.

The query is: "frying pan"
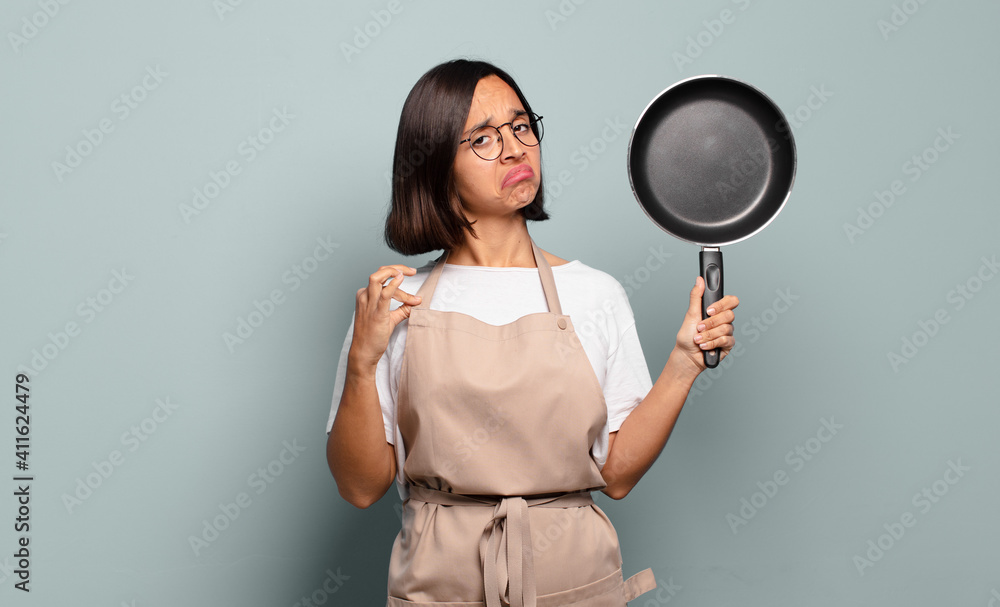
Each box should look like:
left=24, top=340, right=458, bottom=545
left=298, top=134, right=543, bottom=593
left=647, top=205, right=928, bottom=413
left=627, top=75, right=796, bottom=368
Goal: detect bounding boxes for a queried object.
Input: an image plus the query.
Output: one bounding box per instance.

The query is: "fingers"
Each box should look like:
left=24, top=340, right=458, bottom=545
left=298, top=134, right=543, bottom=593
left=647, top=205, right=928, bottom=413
left=375, top=264, right=417, bottom=285
left=687, top=276, right=706, bottom=317
left=695, top=295, right=739, bottom=329
left=694, top=322, right=735, bottom=351
left=383, top=271, right=423, bottom=308
left=366, top=264, right=420, bottom=309
left=706, top=294, right=740, bottom=315
left=695, top=307, right=735, bottom=333
left=368, top=265, right=415, bottom=291
left=362, top=265, right=422, bottom=312
left=389, top=298, right=416, bottom=325
left=376, top=270, right=406, bottom=305
left=691, top=290, right=739, bottom=355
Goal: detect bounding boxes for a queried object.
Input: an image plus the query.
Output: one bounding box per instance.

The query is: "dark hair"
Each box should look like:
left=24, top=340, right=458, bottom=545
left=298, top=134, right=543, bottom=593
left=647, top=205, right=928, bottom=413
left=384, top=59, right=549, bottom=256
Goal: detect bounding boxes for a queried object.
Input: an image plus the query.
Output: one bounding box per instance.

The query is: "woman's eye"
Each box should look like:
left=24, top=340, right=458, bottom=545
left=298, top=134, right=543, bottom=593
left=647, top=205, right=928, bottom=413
left=512, top=123, right=530, bottom=134
left=471, top=134, right=493, bottom=148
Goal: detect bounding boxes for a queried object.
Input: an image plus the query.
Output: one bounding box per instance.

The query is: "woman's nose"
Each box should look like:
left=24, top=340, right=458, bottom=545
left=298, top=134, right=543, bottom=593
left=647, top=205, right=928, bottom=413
left=500, top=125, right=526, bottom=161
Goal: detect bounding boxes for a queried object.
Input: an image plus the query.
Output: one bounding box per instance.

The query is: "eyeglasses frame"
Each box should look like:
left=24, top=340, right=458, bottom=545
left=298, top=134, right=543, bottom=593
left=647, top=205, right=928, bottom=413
left=458, top=113, right=544, bottom=161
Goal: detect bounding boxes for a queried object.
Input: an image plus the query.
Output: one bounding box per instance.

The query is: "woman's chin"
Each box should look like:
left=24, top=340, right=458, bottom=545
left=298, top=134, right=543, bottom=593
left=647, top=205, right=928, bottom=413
left=509, top=182, right=538, bottom=205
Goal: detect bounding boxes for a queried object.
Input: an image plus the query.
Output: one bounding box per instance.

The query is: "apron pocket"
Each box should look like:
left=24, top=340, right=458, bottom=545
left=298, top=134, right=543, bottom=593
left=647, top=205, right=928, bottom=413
left=535, top=566, right=627, bottom=606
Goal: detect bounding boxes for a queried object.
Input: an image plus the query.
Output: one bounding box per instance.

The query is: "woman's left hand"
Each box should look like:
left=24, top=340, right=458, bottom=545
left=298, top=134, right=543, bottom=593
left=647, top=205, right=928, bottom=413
left=675, top=276, right=740, bottom=374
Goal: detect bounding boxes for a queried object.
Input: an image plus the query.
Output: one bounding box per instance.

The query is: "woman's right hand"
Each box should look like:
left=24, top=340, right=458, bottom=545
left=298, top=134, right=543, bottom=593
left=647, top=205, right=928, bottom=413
left=348, top=264, right=423, bottom=375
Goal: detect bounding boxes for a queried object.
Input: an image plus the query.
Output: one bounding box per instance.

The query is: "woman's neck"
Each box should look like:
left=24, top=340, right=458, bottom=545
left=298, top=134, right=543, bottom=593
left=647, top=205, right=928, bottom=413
left=446, top=216, right=535, bottom=268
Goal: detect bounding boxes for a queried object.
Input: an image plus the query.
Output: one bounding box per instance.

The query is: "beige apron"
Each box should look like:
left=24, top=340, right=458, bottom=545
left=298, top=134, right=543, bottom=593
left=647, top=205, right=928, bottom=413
left=386, top=237, right=656, bottom=606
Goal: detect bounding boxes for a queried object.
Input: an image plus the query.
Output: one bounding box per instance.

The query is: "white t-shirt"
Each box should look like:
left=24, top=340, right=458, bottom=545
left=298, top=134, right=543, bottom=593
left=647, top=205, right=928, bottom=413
left=326, top=256, right=653, bottom=501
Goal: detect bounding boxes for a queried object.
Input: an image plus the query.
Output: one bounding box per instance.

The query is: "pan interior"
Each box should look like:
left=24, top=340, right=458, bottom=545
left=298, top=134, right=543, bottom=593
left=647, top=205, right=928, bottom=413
left=629, top=78, right=795, bottom=246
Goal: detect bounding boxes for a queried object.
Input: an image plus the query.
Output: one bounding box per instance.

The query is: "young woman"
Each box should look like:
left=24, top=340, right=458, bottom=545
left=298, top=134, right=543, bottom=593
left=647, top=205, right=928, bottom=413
left=327, top=59, right=739, bottom=606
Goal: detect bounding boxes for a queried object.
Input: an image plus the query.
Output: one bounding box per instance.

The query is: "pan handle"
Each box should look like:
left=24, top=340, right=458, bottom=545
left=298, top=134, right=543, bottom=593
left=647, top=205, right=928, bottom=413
left=699, top=248, right=724, bottom=369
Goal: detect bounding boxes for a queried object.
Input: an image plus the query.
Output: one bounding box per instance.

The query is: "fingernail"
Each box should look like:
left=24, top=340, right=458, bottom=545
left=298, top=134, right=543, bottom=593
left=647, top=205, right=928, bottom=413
left=697, top=323, right=705, bottom=331
left=707, top=307, right=716, bottom=315
left=700, top=342, right=710, bottom=349
left=694, top=334, right=702, bottom=343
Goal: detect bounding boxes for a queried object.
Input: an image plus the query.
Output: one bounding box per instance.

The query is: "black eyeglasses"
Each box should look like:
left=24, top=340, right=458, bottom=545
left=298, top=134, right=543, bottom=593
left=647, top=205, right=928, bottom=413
left=459, top=113, right=544, bottom=161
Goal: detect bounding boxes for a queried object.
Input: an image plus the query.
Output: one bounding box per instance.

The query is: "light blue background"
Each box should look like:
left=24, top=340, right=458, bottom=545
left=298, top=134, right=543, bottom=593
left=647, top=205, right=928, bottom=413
left=2, top=1, right=998, bottom=605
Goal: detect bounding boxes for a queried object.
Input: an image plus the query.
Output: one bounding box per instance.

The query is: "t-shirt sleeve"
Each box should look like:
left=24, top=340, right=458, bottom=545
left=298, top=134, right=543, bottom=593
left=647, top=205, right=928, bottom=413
left=325, top=317, right=397, bottom=446
left=602, top=284, right=653, bottom=433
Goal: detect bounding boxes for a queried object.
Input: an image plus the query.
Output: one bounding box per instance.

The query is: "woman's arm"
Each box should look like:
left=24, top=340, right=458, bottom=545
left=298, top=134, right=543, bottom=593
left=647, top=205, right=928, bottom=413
left=327, top=264, right=420, bottom=509
left=601, top=277, right=738, bottom=500
left=326, top=354, right=397, bottom=509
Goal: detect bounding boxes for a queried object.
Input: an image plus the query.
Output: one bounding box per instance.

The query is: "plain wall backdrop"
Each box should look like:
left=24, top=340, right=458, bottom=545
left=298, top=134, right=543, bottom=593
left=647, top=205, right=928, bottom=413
left=1, top=1, right=998, bottom=605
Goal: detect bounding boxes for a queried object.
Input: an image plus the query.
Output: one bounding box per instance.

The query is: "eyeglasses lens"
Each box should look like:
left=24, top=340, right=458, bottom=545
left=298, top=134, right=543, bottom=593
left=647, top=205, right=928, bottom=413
left=468, top=115, right=543, bottom=160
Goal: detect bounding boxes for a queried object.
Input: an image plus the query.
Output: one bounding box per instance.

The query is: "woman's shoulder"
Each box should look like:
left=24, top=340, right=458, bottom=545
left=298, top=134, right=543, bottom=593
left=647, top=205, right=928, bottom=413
left=542, top=250, right=572, bottom=267
left=550, top=258, right=628, bottom=300
left=552, top=261, right=636, bottom=340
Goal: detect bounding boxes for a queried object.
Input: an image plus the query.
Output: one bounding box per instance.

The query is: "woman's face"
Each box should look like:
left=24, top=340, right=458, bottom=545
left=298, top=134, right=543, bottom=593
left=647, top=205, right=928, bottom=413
left=451, top=75, right=541, bottom=223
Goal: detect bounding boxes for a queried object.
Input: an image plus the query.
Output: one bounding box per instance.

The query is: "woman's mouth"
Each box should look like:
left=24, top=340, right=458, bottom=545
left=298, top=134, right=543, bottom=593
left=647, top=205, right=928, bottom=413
left=502, top=165, right=534, bottom=189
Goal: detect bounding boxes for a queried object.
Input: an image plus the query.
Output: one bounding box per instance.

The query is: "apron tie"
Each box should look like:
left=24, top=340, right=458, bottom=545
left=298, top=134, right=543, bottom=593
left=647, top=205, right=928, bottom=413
left=407, top=485, right=594, bottom=607
left=481, top=496, right=535, bottom=607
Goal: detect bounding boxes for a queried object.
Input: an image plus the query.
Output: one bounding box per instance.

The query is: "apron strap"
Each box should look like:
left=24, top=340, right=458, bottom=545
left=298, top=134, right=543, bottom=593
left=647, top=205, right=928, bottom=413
left=623, top=568, right=657, bottom=601
left=413, top=250, right=448, bottom=310
left=530, top=238, right=562, bottom=315
left=413, top=237, right=563, bottom=315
